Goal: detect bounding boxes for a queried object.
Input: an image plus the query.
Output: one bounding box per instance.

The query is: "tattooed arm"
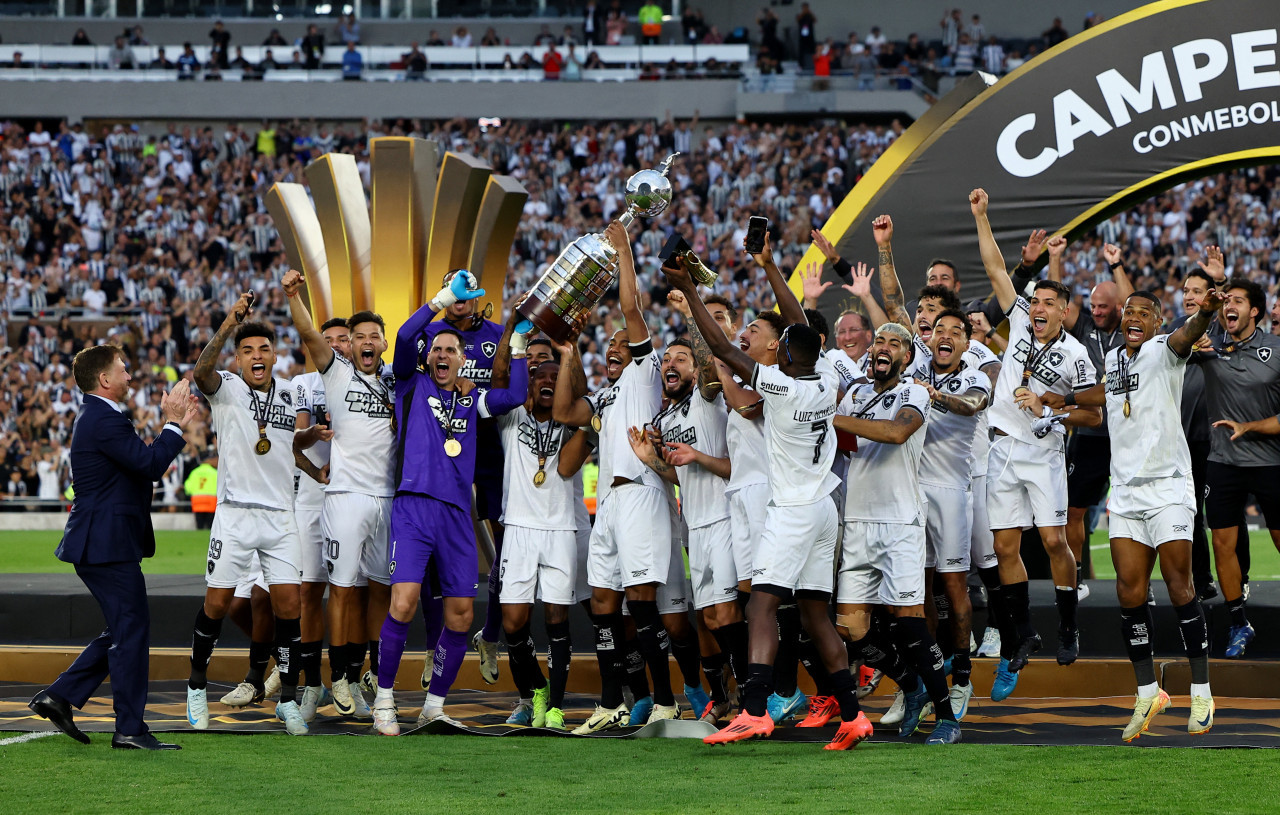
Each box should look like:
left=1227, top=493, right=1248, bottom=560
left=194, top=291, right=253, bottom=396
left=871, top=215, right=911, bottom=328
left=627, top=425, right=678, bottom=484
left=668, top=289, right=722, bottom=401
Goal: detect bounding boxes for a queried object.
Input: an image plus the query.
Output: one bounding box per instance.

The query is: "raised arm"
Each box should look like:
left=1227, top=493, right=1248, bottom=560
left=871, top=214, right=911, bottom=328
left=194, top=291, right=253, bottom=396
left=842, top=261, right=892, bottom=330
left=489, top=295, right=528, bottom=390
left=668, top=287, right=721, bottom=400
left=1101, top=242, right=1134, bottom=301
left=798, top=261, right=833, bottom=310
left=550, top=338, right=595, bottom=427
left=749, top=231, right=806, bottom=328
left=1046, top=236, right=1080, bottom=330
left=394, top=270, right=488, bottom=379
left=608, top=220, right=649, bottom=345
left=282, top=269, right=334, bottom=372
left=393, top=301, right=437, bottom=380
left=662, top=261, right=756, bottom=384
left=970, top=188, right=1017, bottom=314
left=1169, top=287, right=1223, bottom=357
left=480, top=326, right=530, bottom=416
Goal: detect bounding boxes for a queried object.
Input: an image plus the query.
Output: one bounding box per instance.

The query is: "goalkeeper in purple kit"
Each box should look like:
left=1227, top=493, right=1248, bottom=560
left=371, top=271, right=533, bottom=735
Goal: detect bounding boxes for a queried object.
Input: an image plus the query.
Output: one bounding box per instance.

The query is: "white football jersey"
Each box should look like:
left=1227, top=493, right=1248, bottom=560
left=321, top=355, right=397, bottom=497
left=905, top=356, right=991, bottom=489
left=292, top=371, right=328, bottom=510
left=839, top=380, right=931, bottom=524
left=658, top=390, right=730, bottom=529
left=725, top=378, right=769, bottom=494
left=751, top=359, right=841, bottom=506
left=988, top=298, right=1095, bottom=449
left=960, top=341, right=1001, bottom=477
left=1105, top=335, right=1192, bottom=485
left=827, top=348, right=866, bottom=392
left=497, top=406, right=577, bottom=531
left=207, top=372, right=297, bottom=511
left=584, top=341, right=664, bottom=503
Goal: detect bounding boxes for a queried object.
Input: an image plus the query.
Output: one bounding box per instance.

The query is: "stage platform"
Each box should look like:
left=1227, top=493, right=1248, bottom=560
left=3, top=680, right=1278, bottom=748
left=3, top=574, right=1279, bottom=659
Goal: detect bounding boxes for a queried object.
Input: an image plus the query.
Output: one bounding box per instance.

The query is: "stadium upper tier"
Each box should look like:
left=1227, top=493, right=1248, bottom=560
left=0, top=43, right=747, bottom=78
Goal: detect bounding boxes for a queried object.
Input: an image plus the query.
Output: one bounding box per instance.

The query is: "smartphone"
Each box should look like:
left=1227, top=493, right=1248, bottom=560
left=744, top=216, right=769, bottom=254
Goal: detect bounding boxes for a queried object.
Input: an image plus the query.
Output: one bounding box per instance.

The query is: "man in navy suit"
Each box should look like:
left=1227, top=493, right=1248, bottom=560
left=28, top=344, right=196, bottom=750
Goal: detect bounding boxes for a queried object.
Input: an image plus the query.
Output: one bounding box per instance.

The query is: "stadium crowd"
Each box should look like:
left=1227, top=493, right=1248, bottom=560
left=0, top=113, right=1278, bottom=510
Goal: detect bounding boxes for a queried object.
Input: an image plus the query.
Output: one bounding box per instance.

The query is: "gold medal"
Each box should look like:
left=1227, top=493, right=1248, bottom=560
left=255, top=437, right=271, bottom=455
left=591, top=414, right=602, bottom=433
left=443, top=438, right=462, bottom=457
left=1013, top=386, right=1030, bottom=399
left=533, top=469, right=547, bottom=487
left=1123, top=400, right=1131, bottom=418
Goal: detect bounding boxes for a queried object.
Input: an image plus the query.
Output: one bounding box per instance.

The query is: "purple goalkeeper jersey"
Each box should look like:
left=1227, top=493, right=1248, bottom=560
left=417, top=315, right=505, bottom=387
left=393, top=302, right=528, bottom=511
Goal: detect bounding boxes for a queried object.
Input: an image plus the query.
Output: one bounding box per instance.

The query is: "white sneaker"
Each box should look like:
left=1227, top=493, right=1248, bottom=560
left=219, top=681, right=263, bottom=707
left=420, top=651, right=435, bottom=692
left=969, top=632, right=978, bottom=654
left=879, top=689, right=905, bottom=726
left=331, top=677, right=355, bottom=716
left=263, top=666, right=281, bottom=699
left=299, top=686, right=322, bottom=723
left=1077, top=582, right=1091, bottom=602
left=976, top=627, right=1001, bottom=658
left=373, top=701, right=400, bottom=736
left=276, top=700, right=309, bottom=735
left=472, top=630, right=500, bottom=685
left=350, top=684, right=373, bottom=720
left=949, top=683, right=974, bottom=721
left=360, top=670, right=376, bottom=700
left=571, top=703, right=628, bottom=735
left=186, top=686, right=209, bottom=730
left=418, top=706, right=460, bottom=727
left=646, top=702, right=680, bottom=724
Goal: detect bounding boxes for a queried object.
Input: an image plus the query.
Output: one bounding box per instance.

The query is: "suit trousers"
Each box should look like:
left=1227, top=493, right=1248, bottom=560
left=48, top=560, right=151, bottom=736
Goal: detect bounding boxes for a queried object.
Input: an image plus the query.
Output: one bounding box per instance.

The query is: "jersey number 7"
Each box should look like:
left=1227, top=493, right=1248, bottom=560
left=810, top=421, right=828, bottom=464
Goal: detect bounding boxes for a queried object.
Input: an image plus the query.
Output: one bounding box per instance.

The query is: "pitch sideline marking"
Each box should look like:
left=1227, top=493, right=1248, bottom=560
left=0, top=731, right=59, bottom=746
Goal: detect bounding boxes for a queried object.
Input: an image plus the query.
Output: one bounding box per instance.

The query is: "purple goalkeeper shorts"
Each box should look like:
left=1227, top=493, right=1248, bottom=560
left=389, top=494, right=478, bottom=598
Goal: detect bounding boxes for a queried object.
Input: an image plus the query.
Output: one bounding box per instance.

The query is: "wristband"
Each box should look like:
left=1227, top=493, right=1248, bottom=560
left=1064, top=392, right=1076, bottom=407
left=985, top=328, right=996, bottom=338
left=1109, top=261, right=1123, bottom=271
left=429, top=286, right=458, bottom=312
left=509, top=331, right=529, bottom=357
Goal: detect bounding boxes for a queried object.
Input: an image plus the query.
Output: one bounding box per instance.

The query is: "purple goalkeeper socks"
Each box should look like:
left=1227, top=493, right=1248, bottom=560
left=428, top=627, right=468, bottom=698
left=423, top=594, right=444, bottom=652
left=377, top=616, right=410, bottom=691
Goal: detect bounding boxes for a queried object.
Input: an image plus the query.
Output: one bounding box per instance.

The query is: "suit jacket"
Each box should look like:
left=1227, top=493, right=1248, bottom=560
left=56, top=396, right=186, bottom=565
left=583, top=4, right=607, bottom=44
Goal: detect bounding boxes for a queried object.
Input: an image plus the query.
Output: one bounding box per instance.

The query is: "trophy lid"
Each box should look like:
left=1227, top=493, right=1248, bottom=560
left=624, top=153, right=679, bottom=219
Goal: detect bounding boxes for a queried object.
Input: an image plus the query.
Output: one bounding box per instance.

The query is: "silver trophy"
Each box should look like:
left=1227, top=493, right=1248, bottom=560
left=518, top=153, right=680, bottom=342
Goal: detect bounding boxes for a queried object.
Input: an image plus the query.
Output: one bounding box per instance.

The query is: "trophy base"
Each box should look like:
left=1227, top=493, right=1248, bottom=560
left=517, top=298, right=577, bottom=344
